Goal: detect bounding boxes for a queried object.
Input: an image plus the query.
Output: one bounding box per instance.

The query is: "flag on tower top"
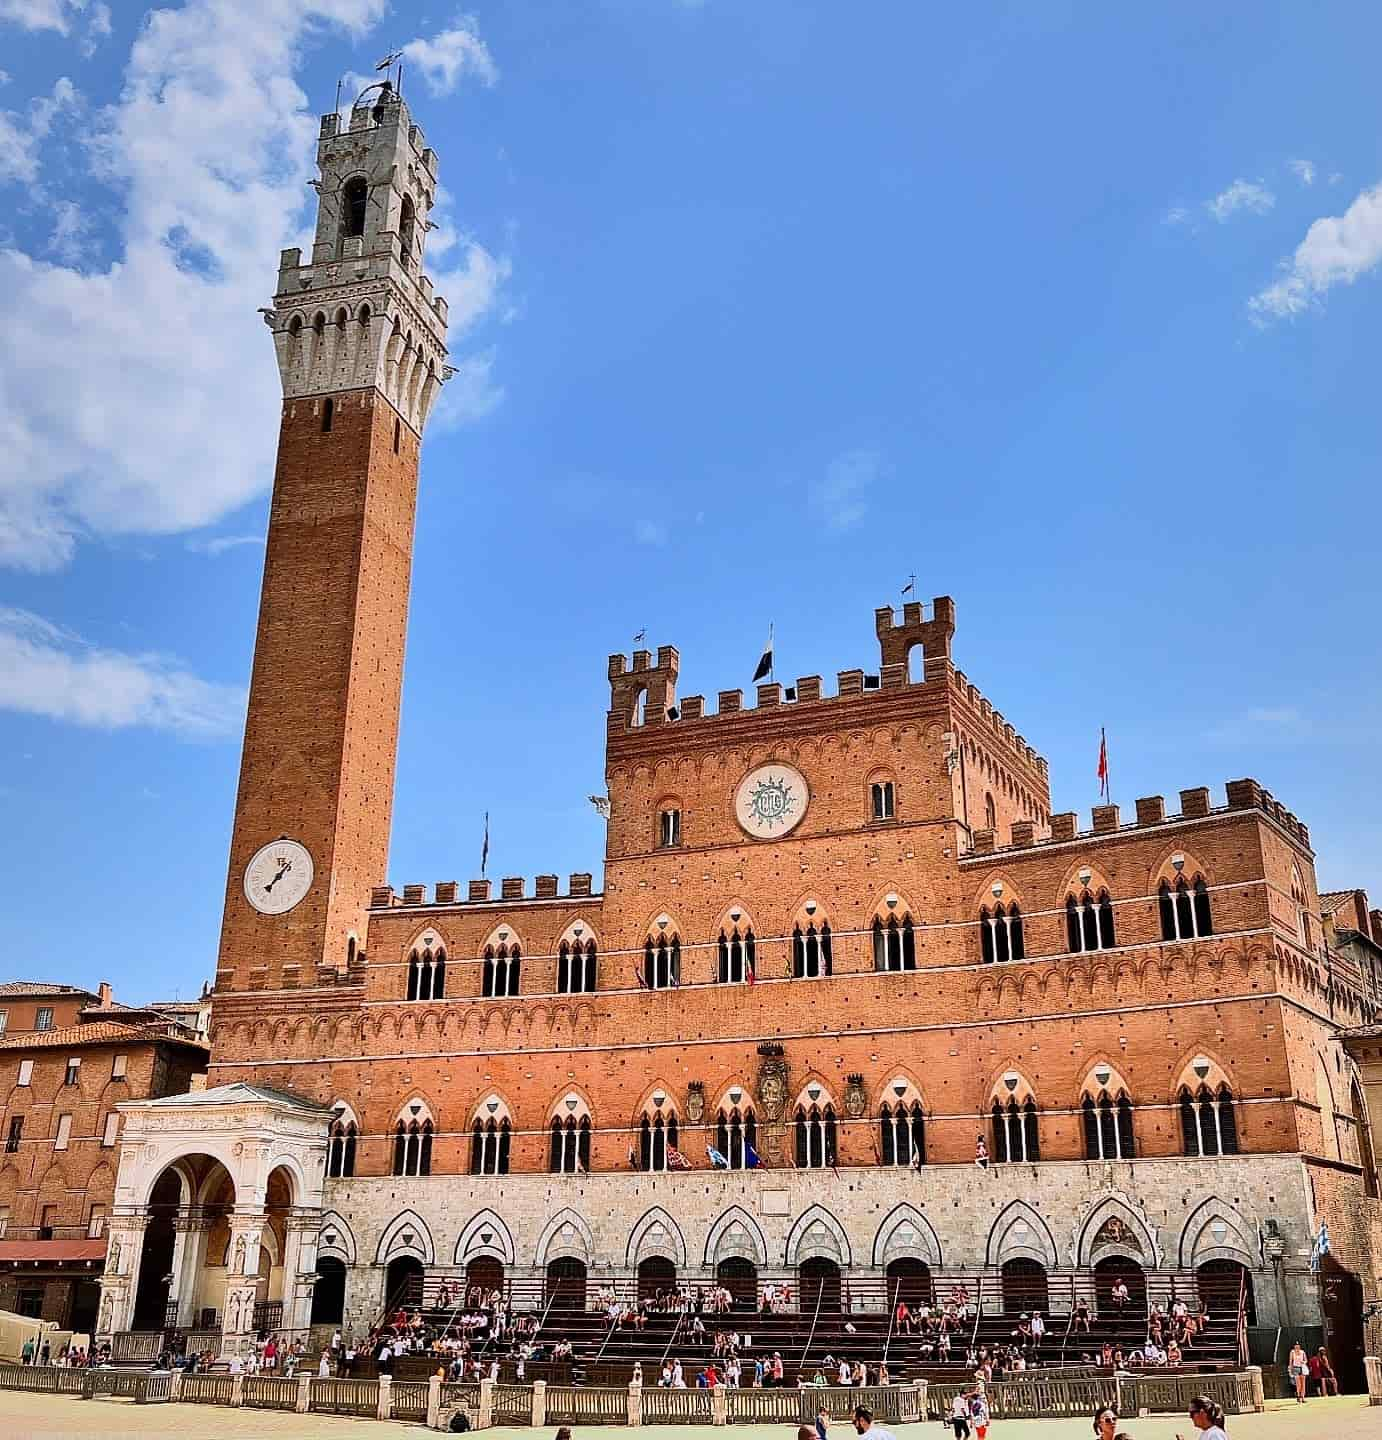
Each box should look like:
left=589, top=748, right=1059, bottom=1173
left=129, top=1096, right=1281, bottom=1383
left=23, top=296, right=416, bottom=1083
left=481, top=811, right=490, bottom=875
left=1097, top=729, right=1109, bottom=800
left=752, top=623, right=774, bottom=683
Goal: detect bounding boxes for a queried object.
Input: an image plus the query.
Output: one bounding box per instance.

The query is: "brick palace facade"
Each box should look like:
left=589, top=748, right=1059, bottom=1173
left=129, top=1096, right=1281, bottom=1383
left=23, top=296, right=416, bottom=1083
left=92, top=86, right=1382, bottom=1376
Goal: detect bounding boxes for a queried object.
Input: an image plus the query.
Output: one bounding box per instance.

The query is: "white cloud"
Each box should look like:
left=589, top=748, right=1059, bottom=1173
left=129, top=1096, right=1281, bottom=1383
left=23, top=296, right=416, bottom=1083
left=1207, top=178, right=1274, bottom=222
left=186, top=533, right=264, bottom=556
left=1161, top=206, right=1190, bottom=227
left=0, top=0, right=504, bottom=573
left=0, top=0, right=74, bottom=31
left=0, top=605, right=244, bottom=737
left=1288, top=158, right=1315, bottom=187
left=0, top=75, right=78, bottom=184
left=810, top=449, right=882, bottom=532
left=1249, top=182, right=1382, bottom=322
left=401, top=14, right=498, bottom=96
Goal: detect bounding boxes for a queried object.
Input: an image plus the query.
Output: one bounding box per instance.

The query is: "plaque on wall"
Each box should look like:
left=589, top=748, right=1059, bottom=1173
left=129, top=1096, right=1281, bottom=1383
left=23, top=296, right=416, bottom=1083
left=734, top=763, right=809, bottom=839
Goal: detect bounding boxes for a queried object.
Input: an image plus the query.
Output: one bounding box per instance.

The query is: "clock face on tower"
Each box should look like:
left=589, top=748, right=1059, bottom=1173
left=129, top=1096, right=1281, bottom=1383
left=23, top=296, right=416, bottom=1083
left=734, top=763, right=809, bottom=838
left=243, top=839, right=314, bottom=915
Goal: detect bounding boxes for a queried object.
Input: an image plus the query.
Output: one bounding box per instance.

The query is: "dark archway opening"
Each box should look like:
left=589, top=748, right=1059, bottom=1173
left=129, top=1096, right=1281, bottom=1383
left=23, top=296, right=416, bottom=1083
left=466, top=1255, right=504, bottom=1303
left=1093, top=1255, right=1146, bottom=1318
left=637, top=1255, right=677, bottom=1304
left=798, top=1255, right=841, bottom=1313
left=1197, top=1258, right=1256, bottom=1326
left=311, top=1256, right=347, bottom=1325
left=716, top=1256, right=758, bottom=1311
left=545, top=1256, right=587, bottom=1312
left=885, top=1256, right=934, bottom=1309
left=1001, top=1257, right=1050, bottom=1316
left=131, top=1170, right=180, bottom=1330
left=385, top=1255, right=424, bottom=1311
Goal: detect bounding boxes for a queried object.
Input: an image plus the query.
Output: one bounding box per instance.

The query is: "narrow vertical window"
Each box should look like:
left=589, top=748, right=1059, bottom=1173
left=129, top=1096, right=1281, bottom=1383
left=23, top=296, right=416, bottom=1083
left=322, top=397, right=334, bottom=432
left=393, top=416, right=401, bottom=454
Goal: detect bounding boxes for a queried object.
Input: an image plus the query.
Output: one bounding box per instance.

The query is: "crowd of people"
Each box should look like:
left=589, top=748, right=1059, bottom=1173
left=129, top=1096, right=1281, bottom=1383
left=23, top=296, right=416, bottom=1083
left=17, top=1337, right=111, bottom=1368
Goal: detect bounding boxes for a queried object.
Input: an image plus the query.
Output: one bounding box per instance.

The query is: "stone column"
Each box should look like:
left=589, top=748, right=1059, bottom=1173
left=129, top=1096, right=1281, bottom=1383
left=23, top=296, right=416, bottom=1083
left=628, top=1380, right=642, bottom=1425
left=169, top=1218, right=211, bottom=1329
left=477, top=1377, right=494, bottom=1428
left=427, top=1373, right=443, bottom=1428
left=377, top=1373, right=393, bottom=1420
left=97, top=1214, right=150, bottom=1337
left=220, top=1213, right=266, bottom=1357
left=711, top=1383, right=728, bottom=1425
left=281, top=1212, right=322, bottom=1337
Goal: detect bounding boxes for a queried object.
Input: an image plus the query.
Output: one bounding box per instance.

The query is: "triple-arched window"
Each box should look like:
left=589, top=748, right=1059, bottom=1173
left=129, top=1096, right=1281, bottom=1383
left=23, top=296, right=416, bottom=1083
left=1066, top=889, right=1116, bottom=952
left=1178, top=1084, right=1238, bottom=1157
left=717, top=926, right=755, bottom=984
left=1159, top=876, right=1213, bottom=941
left=980, top=903, right=1025, bottom=963
left=643, top=933, right=681, bottom=989
left=327, top=1114, right=357, bottom=1178
left=558, top=938, right=597, bottom=994
left=991, top=1096, right=1040, bottom=1163
left=1081, top=1089, right=1135, bottom=1161
left=483, top=942, right=521, bottom=998
left=392, top=1116, right=433, bottom=1177
left=407, top=945, right=446, bottom=1001
left=879, top=1101, right=925, bottom=1167
left=638, top=1110, right=679, bottom=1171
left=873, top=915, right=917, bottom=971
left=792, top=922, right=833, bottom=978
left=794, top=1101, right=838, bottom=1168
left=549, top=1114, right=591, bottom=1174
left=471, top=1116, right=512, bottom=1175
left=716, top=1106, right=758, bottom=1169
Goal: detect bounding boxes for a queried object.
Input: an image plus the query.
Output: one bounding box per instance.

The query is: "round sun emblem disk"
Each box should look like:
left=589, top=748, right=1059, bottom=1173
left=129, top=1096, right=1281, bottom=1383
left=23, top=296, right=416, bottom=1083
left=734, top=763, right=809, bottom=838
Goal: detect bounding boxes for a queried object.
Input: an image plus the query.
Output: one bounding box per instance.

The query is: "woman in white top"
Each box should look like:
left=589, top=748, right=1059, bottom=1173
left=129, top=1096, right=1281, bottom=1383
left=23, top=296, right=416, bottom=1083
left=1287, top=1341, right=1308, bottom=1403
left=1178, top=1393, right=1229, bottom=1440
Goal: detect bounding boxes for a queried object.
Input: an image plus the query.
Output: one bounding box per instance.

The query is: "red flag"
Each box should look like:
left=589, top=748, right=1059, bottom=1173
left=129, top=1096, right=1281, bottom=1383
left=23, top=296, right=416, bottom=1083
left=1097, top=728, right=1109, bottom=800
left=745, top=959, right=755, bottom=987
left=666, top=1147, right=693, bottom=1171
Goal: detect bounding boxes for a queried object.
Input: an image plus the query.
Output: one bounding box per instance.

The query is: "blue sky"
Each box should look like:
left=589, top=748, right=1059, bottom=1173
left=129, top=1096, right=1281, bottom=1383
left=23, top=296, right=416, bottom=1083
left=1, top=1, right=1380, bottom=1004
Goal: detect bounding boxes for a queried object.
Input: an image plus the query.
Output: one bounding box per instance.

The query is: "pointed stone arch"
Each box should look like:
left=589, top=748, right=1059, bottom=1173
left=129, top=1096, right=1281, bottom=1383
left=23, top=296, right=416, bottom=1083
left=872, top=1202, right=943, bottom=1269
left=1074, top=1191, right=1161, bottom=1268
left=374, top=1208, right=435, bottom=1266
left=534, top=1206, right=594, bottom=1268
left=783, top=1203, right=851, bottom=1267
left=1177, top=1196, right=1256, bottom=1270
left=985, top=1199, right=1058, bottom=1269
left=626, top=1205, right=687, bottom=1268
left=703, top=1205, right=769, bottom=1268
left=317, top=1210, right=357, bottom=1265
left=454, top=1208, right=516, bottom=1266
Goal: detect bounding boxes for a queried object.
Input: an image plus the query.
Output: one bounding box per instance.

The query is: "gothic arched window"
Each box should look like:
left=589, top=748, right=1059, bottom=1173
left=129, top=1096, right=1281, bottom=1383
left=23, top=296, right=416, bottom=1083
left=341, top=176, right=368, bottom=241
left=550, top=1113, right=591, bottom=1174
left=793, top=921, right=833, bottom=978
left=1160, top=876, right=1213, bottom=941
left=558, top=937, right=598, bottom=994
left=483, top=942, right=521, bottom=998
left=980, top=903, right=1024, bottom=963
left=1081, top=1077, right=1135, bottom=1161
left=407, top=946, right=446, bottom=1001
left=991, top=1087, right=1040, bottom=1163
left=638, top=1108, right=679, bottom=1172
left=470, top=1115, right=511, bottom=1175
left=879, top=1101, right=926, bottom=1167
left=643, top=932, right=681, bottom=990
left=392, top=1117, right=433, bottom=1177
left=715, top=1106, right=758, bottom=1169
left=1066, top=888, right=1116, bottom=953
left=794, top=1102, right=837, bottom=1169
left=717, top=926, right=755, bottom=984
left=1179, top=1083, right=1238, bottom=1157
left=327, top=1113, right=357, bottom=1178
left=873, top=913, right=917, bottom=972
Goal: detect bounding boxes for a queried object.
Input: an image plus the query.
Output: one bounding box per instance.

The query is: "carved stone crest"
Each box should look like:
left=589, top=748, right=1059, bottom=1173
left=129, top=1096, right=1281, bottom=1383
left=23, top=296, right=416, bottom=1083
left=1091, top=1215, right=1141, bottom=1256
left=758, top=1060, right=788, bottom=1121
left=686, top=1082, right=705, bottom=1125
left=845, top=1073, right=867, bottom=1120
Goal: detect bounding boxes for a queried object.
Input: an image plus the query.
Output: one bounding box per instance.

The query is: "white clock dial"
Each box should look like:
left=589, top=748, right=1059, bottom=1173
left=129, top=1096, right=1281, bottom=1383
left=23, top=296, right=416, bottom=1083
left=243, top=839, right=314, bottom=915
left=734, top=763, right=809, bottom=839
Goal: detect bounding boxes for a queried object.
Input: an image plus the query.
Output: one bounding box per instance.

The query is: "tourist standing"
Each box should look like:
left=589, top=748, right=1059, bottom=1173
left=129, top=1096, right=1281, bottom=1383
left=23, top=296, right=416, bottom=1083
left=1177, top=1394, right=1228, bottom=1440
left=1287, top=1340, right=1308, bottom=1403
left=950, top=1391, right=972, bottom=1439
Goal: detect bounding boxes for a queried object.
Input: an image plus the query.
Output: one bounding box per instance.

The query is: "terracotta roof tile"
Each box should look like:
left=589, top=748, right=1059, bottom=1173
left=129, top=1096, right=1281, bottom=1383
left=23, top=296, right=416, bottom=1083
left=0, top=1020, right=207, bottom=1052
left=0, top=980, right=96, bottom=998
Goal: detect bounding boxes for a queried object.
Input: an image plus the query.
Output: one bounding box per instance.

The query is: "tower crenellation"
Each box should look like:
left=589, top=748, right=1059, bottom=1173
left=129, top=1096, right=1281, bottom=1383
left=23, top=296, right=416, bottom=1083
left=264, top=84, right=450, bottom=433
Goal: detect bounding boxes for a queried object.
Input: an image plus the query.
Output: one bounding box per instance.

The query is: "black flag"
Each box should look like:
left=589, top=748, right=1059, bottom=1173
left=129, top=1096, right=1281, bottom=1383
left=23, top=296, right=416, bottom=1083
left=752, top=623, right=774, bottom=683
left=481, top=812, right=489, bottom=876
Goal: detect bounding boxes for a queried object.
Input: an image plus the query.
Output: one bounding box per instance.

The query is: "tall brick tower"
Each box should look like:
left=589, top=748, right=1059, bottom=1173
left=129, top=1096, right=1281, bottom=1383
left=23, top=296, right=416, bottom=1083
left=215, top=84, right=450, bottom=994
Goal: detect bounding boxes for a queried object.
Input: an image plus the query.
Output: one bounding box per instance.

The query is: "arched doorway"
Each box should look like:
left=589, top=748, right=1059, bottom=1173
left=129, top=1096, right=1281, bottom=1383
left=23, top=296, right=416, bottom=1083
left=1001, top=1258, right=1049, bottom=1316
left=638, top=1255, right=677, bottom=1304
left=466, top=1255, right=504, bottom=1304
left=1093, top=1255, right=1146, bottom=1318
left=545, top=1256, right=587, bottom=1312
left=385, top=1255, right=424, bottom=1311
left=311, top=1257, right=346, bottom=1326
left=716, top=1256, right=758, bottom=1311
left=799, top=1256, right=841, bottom=1313
left=132, top=1169, right=179, bottom=1330
left=1197, top=1258, right=1256, bottom=1326
left=885, top=1257, right=934, bottom=1309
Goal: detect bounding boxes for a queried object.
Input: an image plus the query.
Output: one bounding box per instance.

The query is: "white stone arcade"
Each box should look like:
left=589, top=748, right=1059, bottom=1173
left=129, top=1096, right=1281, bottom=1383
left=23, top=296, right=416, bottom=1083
left=97, top=1083, right=332, bottom=1356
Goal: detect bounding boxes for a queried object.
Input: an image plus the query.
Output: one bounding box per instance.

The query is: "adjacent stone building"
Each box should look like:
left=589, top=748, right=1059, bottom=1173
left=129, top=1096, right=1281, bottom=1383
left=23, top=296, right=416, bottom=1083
left=94, top=83, right=1382, bottom=1385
